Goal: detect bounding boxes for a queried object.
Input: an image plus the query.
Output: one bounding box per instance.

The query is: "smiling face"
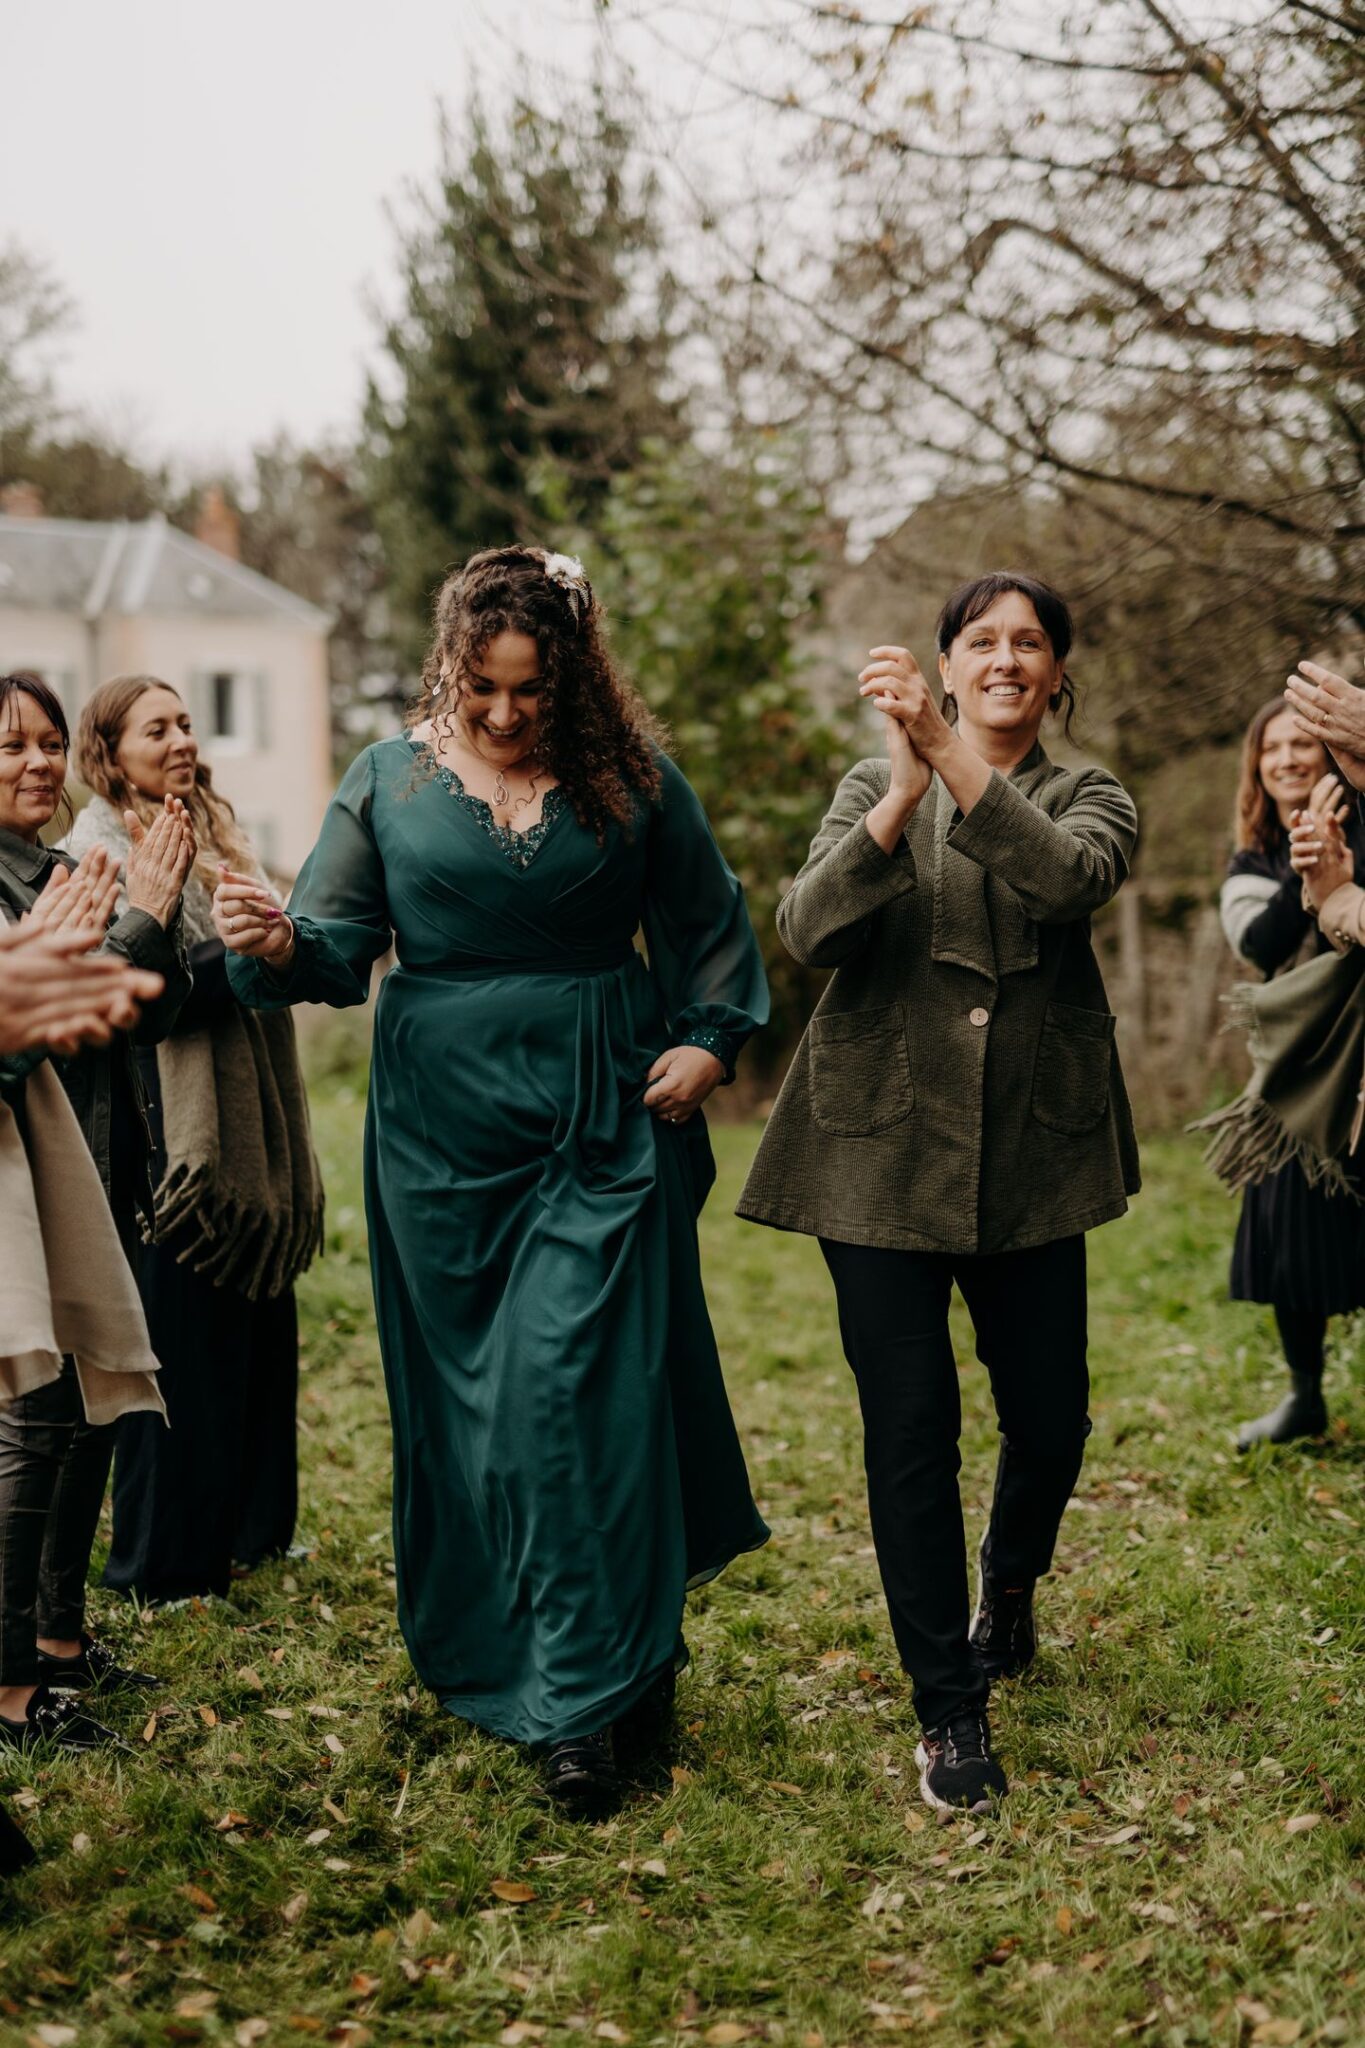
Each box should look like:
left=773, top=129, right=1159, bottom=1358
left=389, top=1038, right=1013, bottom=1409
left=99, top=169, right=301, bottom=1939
left=113, top=685, right=199, bottom=801
left=451, top=630, right=544, bottom=769
left=1257, top=706, right=1327, bottom=824
left=938, top=590, right=1062, bottom=753
left=0, top=688, right=68, bottom=842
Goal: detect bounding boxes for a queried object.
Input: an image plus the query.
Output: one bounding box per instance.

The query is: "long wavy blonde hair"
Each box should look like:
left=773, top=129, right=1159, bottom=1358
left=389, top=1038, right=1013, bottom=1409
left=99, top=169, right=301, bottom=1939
left=75, top=674, right=257, bottom=892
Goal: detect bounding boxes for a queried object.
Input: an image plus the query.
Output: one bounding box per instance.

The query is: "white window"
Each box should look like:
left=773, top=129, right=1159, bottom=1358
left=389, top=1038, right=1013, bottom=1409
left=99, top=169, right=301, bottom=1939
left=188, top=669, right=270, bottom=754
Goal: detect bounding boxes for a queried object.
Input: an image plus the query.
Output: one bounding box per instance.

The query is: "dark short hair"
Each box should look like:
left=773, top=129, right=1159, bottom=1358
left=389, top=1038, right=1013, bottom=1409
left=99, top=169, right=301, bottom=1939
left=0, top=670, right=70, bottom=750
left=935, top=572, right=1078, bottom=736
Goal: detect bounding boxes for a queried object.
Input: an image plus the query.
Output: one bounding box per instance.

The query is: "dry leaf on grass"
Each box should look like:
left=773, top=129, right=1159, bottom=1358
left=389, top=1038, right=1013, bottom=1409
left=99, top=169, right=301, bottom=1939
left=323, top=1797, right=346, bottom=1824
left=640, top=1859, right=667, bottom=1878
left=500, top=2026, right=546, bottom=2046
left=29, top=2029, right=78, bottom=2048
left=281, top=1891, right=309, bottom=1925
left=234, top=2026, right=269, bottom=2048
left=404, top=1907, right=439, bottom=1945
left=489, top=1880, right=536, bottom=1905
left=180, top=1883, right=218, bottom=1913
left=70, top=1832, right=92, bottom=1857
left=1250, top=2023, right=1303, bottom=2045
left=704, top=2027, right=752, bottom=2045
left=215, top=1812, right=250, bottom=1832
left=759, top=1859, right=785, bottom=1879
left=306, top=1828, right=331, bottom=1847
left=594, top=2027, right=629, bottom=2044
left=236, top=1666, right=265, bottom=1691
left=324, top=1734, right=344, bottom=1756
left=1099, top=1825, right=1142, bottom=1846
left=766, top=1781, right=803, bottom=1797
left=198, top=1705, right=218, bottom=1728
left=264, top=1708, right=295, bottom=1722
left=1056, top=1906, right=1073, bottom=1935
left=141, top=1712, right=158, bottom=1743
left=175, top=1992, right=218, bottom=2019
left=1285, top=1814, right=1321, bottom=1834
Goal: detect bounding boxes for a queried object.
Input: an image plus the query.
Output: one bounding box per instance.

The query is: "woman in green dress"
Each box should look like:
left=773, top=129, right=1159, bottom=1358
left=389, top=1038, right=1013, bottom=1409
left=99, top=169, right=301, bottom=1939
left=213, top=546, right=769, bottom=1810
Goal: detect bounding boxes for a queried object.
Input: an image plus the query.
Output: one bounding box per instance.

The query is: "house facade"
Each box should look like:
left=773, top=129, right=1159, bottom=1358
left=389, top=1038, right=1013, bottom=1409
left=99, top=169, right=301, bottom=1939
left=0, top=501, right=332, bottom=875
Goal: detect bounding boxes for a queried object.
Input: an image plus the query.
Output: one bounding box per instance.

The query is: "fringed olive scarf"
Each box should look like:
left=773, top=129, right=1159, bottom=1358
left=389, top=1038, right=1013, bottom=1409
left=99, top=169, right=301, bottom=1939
left=67, top=798, right=324, bottom=1298
left=1191, top=944, right=1365, bottom=1202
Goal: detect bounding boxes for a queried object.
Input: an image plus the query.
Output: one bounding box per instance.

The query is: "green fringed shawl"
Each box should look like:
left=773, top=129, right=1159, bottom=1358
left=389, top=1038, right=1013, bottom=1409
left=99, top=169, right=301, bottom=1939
left=1192, top=944, right=1365, bottom=1201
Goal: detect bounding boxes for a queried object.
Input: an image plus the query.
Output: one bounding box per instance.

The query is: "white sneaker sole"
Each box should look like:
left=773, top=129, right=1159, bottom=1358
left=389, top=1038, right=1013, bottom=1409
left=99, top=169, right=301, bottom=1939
left=914, top=1740, right=999, bottom=1816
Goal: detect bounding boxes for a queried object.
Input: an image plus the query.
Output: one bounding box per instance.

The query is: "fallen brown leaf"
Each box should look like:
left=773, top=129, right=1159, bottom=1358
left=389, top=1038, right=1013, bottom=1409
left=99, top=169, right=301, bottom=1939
left=180, top=1883, right=218, bottom=1913
left=404, top=1906, right=439, bottom=1945
left=198, top=1705, right=218, bottom=1728
left=489, top=1880, right=536, bottom=1905
left=281, top=1891, right=309, bottom=1925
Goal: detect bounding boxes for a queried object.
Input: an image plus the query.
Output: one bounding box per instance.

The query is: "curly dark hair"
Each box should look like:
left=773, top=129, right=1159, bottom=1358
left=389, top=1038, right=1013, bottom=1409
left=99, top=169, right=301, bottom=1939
left=408, top=546, right=667, bottom=839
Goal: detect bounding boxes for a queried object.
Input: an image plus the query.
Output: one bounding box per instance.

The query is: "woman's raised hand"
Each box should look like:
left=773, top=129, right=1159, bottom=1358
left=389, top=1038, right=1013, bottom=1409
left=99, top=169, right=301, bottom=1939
left=212, top=865, right=294, bottom=965
left=124, top=795, right=197, bottom=928
left=859, top=647, right=952, bottom=770
left=0, top=919, right=165, bottom=1055
left=1284, top=662, right=1365, bottom=791
left=1289, top=772, right=1354, bottom=910
left=24, top=848, right=120, bottom=939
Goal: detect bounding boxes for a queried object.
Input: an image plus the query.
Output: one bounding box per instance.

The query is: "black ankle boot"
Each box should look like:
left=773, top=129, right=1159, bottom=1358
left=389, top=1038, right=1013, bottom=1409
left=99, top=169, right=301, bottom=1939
left=969, top=1581, right=1037, bottom=1682
left=541, top=1730, right=618, bottom=1817
left=1237, top=1372, right=1328, bottom=1451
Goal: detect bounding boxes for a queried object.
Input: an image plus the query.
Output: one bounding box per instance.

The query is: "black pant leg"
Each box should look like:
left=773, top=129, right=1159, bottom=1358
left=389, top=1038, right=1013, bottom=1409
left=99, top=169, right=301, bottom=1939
left=0, top=1360, right=103, bottom=1684
left=955, top=1235, right=1091, bottom=1592
left=104, top=1240, right=252, bottom=1602
left=35, top=1378, right=114, bottom=1641
left=232, top=1286, right=300, bottom=1569
left=819, top=1237, right=987, bottom=1731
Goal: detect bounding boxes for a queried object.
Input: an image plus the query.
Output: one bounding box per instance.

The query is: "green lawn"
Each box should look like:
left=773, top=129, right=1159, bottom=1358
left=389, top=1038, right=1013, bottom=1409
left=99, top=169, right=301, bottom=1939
left=1, top=1088, right=1361, bottom=2048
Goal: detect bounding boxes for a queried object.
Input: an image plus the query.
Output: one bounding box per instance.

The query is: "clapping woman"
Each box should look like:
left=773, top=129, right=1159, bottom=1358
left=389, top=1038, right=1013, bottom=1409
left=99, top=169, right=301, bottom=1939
left=739, top=574, right=1139, bottom=1816
left=67, top=676, right=323, bottom=1604
left=0, top=672, right=189, bottom=1752
left=213, top=547, right=769, bottom=1811
left=1215, top=702, right=1365, bottom=1449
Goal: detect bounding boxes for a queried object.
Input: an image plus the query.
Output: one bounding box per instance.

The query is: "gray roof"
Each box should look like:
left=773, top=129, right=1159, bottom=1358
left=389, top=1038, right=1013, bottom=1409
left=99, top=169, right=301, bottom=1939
left=0, top=513, right=330, bottom=631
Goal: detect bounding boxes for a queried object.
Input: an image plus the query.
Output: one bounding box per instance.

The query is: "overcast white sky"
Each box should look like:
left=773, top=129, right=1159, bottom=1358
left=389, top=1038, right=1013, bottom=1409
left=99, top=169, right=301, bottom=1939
left=3, top=1, right=780, bottom=470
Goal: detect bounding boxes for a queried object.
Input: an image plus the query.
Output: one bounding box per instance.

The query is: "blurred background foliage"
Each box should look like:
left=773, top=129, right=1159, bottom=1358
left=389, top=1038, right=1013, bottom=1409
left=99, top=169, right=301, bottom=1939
left=2, top=1, right=1361, bottom=1077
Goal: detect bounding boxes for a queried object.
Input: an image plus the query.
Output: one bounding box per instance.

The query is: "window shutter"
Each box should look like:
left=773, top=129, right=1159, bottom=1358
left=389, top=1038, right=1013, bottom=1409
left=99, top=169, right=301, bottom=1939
left=184, top=669, right=213, bottom=741
left=253, top=670, right=272, bottom=751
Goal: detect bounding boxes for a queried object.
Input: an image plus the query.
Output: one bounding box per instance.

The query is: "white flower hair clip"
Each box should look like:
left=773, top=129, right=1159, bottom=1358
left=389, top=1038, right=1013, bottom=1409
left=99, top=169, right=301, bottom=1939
left=541, top=551, right=590, bottom=623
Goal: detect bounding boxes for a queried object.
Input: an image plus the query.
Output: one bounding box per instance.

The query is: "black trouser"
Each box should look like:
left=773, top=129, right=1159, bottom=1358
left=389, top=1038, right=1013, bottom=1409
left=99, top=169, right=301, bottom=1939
left=0, top=1359, right=114, bottom=1686
left=820, top=1234, right=1091, bottom=1733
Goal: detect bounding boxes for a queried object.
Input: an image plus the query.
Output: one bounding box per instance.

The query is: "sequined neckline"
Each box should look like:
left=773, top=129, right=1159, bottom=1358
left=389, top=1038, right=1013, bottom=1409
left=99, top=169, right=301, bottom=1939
left=407, top=736, right=568, bottom=871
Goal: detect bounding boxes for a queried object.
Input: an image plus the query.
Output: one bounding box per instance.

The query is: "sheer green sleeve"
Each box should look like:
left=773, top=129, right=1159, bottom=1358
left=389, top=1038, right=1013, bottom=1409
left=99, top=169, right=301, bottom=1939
left=227, top=748, right=392, bottom=1012
left=641, top=755, right=770, bottom=1079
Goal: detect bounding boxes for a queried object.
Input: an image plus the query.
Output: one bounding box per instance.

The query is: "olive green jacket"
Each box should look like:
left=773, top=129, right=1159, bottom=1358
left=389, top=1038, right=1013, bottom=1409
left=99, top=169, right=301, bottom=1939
left=737, top=744, right=1141, bottom=1255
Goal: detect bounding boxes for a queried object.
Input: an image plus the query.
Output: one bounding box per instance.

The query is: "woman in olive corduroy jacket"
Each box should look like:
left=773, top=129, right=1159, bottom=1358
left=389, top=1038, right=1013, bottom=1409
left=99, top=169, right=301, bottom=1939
left=738, top=571, right=1139, bottom=1817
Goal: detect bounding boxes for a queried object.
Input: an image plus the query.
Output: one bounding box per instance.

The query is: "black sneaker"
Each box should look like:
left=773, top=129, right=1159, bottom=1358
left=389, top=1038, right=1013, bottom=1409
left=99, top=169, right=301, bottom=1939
left=0, top=1686, right=131, bottom=1754
left=969, top=1582, right=1037, bottom=1683
left=915, top=1709, right=1008, bottom=1815
left=541, top=1731, right=619, bottom=1818
left=613, top=1669, right=677, bottom=1772
left=36, top=1634, right=163, bottom=1695
left=0, top=1803, right=36, bottom=1875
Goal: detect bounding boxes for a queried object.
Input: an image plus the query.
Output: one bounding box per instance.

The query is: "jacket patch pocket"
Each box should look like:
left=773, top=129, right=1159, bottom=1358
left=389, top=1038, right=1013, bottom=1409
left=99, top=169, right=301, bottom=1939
left=1031, top=999, right=1115, bottom=1136
left=807, top=1003, right=914, bottom=1137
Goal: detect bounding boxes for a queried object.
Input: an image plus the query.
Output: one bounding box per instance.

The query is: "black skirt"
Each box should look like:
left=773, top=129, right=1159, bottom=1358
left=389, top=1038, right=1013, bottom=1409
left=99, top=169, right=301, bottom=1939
left=1230, top=1156, right=1365, bottom=1314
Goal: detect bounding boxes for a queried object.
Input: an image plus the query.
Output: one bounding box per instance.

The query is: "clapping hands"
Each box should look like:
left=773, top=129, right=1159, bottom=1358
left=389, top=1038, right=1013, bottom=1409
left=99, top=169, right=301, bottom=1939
left=1288, top=772, right=1354, bottom=912
left=1284, top=662, right=1365, bottom=792
left=0, top=914, right=164, bottom=1057
left=124, top=795, right=196, bottom=927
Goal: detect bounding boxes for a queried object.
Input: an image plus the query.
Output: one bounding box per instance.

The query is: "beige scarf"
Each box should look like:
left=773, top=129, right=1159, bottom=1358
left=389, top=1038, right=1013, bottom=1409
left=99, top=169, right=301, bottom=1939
left=1, top=1065, right=166, bottom=1425
left=66, top=798, right=325, bottom=1300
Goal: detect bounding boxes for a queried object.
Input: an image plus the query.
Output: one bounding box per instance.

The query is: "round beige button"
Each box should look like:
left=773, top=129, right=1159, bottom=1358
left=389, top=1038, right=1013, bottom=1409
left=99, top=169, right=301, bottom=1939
left=969, top=1006, right=990, bottom=1027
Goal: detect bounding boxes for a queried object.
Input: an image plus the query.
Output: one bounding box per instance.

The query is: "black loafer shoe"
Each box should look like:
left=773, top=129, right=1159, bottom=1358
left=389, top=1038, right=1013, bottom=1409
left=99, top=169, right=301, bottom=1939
left=36, top=1634, right=163, bottom=1695
left=969, top=1582, right=1037, bottom=1683
left=541, top=1730, right=618, bottom=1817
left=613, top=1669, right=677, bottom=1772
left=0, top=1686, right=131, bottom=1754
